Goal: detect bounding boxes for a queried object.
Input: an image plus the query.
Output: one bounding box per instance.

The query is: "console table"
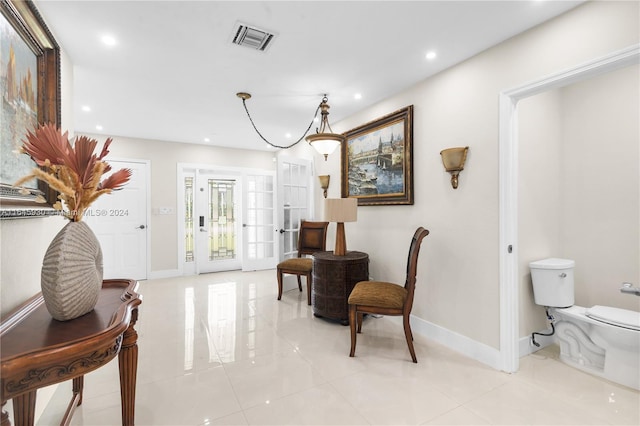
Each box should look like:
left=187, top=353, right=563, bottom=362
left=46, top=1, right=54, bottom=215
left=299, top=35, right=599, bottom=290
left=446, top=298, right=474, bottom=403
left=312, top=251, right=369, bottom=324
left=0, top=279, right=142, bottom=426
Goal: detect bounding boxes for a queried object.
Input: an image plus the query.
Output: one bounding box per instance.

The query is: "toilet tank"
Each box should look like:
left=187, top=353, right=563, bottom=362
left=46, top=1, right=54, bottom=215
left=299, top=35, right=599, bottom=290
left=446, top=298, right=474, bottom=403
left=529, top=258, right=575, bottom=307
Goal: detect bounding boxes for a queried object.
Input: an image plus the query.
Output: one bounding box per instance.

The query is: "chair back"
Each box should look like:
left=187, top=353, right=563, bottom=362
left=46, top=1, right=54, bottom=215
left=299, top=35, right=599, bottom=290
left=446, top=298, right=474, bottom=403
left=297, top=221, right=329, bottom=257
left=403, top=227, right=429, bottom=314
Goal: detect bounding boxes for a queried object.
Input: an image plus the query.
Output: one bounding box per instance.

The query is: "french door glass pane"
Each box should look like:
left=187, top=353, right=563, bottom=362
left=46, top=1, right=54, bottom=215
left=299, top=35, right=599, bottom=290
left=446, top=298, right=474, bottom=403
left=208, top=179, right=236, bottom=261
left=185, top=176, right=194, bottom=262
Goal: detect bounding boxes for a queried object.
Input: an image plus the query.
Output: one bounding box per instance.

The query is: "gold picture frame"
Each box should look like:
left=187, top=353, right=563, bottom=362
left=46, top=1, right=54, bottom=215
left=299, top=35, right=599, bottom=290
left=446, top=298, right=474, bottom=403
left=341, top=105, right=414, bottom=205
left=0, top=0, right=60, bottom=218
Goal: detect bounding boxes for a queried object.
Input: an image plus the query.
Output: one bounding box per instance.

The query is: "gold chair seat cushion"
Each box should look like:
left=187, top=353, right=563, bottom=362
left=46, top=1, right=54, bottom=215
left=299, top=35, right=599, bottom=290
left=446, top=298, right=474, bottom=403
left=277, top=257, right=312, bottom=272
left=348, top=281, right=407, bottom=309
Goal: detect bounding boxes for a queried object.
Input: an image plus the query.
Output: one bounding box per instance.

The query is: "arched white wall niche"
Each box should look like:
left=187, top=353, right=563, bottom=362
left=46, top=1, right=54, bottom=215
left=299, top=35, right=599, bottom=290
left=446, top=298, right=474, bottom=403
left=498, top=44, right=640, bottom=373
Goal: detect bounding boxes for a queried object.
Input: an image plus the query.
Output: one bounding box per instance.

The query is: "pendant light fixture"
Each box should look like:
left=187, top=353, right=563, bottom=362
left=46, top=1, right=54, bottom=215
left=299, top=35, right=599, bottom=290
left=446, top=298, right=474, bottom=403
left=305, top=96, right=345, bottom=160
left=236, top=92, right=344, bottom=160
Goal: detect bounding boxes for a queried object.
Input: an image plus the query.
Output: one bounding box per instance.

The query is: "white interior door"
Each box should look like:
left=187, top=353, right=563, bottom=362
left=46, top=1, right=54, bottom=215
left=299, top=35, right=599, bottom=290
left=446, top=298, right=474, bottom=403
left=195, top=171, right=241, bottom=273
left=277, top=156, right=312, bottom=261
left=242, top=172, right=278, bottom=271
left=84, top=159, right=148, bottom=280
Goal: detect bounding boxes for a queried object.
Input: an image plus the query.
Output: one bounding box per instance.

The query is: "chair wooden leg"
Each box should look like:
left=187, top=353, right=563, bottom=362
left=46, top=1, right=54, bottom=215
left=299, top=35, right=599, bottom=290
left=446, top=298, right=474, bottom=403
left=305, top=273, right=312, bottom=305
left=297, top=275, right=303, bottom=292
left=277, top=269, right=283, bottom=300
left=349, top=305, right=357, bottom=357
left=403, top=314, right=417, bottom=363
left=357, top=312, right=364, bottom=333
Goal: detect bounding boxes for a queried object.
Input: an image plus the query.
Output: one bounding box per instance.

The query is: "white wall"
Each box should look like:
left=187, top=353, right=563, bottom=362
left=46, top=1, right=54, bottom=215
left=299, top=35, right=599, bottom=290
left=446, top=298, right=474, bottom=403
left=561, top=65, right=639, bottom=310
left=318, top=1, right=639, bottom=350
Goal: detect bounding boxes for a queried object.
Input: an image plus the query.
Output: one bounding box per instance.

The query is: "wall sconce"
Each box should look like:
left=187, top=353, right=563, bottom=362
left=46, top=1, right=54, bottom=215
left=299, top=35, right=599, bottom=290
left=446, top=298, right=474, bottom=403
left=318, top=175, right=330, bottom=198
left=440, top=146, right=469, bottom=189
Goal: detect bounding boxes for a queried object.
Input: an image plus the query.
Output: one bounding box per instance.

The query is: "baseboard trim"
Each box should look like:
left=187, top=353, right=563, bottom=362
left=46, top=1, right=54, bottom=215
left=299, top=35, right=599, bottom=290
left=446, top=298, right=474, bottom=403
left=148, top=269, right=181, bottom=280
left=519, top=327, right=555, bottom=357
left=410, top=315, right=502, bottom=371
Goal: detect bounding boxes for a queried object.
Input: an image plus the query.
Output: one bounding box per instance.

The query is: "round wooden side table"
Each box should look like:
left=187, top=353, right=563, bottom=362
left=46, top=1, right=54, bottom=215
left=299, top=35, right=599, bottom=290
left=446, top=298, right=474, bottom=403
left=311, top=250, right=369, bottom=324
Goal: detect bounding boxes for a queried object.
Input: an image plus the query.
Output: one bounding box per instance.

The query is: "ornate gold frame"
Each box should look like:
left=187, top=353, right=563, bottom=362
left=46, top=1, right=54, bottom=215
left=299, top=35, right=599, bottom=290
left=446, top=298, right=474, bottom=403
left=0, top=0, right=60, bottom=218
left=341, top=106, right=414, bottom=205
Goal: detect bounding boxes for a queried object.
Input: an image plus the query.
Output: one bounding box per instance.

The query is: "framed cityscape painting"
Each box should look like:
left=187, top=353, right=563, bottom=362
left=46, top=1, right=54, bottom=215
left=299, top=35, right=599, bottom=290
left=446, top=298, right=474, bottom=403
left=0, top=0, right=60, bottom=217
left=341, top=105, right=414, bottom=205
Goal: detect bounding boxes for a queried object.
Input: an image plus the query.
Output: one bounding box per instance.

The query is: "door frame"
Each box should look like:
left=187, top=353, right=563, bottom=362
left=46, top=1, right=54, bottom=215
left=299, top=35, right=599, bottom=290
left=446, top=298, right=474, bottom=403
left=498, top=44, right=639, bottom=373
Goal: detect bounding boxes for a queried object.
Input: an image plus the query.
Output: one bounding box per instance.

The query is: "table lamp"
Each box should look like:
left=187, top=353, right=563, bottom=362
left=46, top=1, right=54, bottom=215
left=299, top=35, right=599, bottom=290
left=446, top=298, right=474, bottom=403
left=324, top=198, right=358, bottom=256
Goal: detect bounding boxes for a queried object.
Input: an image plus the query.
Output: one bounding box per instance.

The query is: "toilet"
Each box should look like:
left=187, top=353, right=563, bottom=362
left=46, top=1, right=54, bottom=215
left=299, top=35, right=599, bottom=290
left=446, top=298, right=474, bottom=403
left=530, top=258, right=640, bottom=390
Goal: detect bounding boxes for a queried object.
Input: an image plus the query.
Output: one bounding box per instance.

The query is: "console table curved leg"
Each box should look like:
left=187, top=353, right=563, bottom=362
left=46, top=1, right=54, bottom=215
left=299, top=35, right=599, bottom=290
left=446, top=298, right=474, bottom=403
left=12, top=390, right=36, bottom=426
left=118, top=310, right=139, bottom=426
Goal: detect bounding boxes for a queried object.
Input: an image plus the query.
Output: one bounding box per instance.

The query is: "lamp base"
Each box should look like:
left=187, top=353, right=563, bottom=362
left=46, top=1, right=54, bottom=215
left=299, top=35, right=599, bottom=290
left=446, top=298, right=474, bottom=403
left=334, top=222, right=347, bottom=256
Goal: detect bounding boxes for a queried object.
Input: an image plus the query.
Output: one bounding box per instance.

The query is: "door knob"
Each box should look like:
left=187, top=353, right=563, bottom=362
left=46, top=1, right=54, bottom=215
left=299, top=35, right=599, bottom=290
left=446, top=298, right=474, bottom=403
left=279, top=229, right=285, bottom=234
left=137, top=225, right=146, bottom=229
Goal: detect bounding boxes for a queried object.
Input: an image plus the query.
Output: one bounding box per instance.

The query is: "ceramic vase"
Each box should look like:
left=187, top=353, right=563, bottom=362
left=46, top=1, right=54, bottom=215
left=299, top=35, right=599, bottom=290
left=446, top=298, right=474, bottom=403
left=41, top=221, right=104, bottom=321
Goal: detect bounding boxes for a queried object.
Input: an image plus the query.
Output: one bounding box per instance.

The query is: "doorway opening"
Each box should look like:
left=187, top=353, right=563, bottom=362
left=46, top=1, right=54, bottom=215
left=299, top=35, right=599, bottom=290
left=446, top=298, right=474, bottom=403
left=498, top=44, right=639, bottom=373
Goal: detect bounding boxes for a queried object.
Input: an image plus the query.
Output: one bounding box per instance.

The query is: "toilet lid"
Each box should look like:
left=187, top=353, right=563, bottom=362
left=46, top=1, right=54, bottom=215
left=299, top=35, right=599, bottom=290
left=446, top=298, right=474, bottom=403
left=586, top=305, right=640, bottom=331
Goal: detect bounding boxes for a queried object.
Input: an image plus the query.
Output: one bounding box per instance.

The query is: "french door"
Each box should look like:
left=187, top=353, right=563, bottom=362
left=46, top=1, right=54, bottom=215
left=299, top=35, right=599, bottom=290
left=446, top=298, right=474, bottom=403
left=242, top=172, right=278, bottom=271
left=180, top=166, right=277, bottom=274
left=277, top=156, right=312, bottom=261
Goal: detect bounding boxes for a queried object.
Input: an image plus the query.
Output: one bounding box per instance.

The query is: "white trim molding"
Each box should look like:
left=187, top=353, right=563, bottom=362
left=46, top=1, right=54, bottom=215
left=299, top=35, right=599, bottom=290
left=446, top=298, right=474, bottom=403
left=411, top=315, right=502, bottom=370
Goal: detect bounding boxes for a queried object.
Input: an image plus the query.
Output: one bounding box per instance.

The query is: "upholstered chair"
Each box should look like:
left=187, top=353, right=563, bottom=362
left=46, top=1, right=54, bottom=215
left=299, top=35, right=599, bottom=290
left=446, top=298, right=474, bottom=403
left=348, top=227, right=429, bottom=362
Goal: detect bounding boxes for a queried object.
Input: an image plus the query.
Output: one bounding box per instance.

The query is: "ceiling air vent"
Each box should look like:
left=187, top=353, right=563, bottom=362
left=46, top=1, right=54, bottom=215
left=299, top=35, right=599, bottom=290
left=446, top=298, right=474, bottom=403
left=232, top=23, right=276, bottom=52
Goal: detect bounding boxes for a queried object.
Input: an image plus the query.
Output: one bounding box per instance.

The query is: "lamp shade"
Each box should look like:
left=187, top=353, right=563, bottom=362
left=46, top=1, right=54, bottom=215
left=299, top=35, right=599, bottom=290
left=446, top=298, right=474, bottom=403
left=324, top=198, right=357, bottom=223
left=324, top=198, right=357, bottom=256
left=440, top=147, right=468, bottom=172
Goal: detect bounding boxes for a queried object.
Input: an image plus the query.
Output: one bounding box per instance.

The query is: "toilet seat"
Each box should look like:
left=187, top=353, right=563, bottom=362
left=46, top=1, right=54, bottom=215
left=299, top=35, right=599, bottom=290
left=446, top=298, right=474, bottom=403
left=586, top=305, right=640, bottom=331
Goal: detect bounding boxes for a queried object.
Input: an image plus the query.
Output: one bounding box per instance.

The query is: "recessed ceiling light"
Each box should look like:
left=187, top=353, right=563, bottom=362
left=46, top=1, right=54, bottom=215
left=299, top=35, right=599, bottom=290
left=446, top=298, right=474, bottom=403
left=204, top=137, right=210, bottom=142
left=285, top=133, right=292, bottom=139
left=101, top=35, right=117, bottom=46
left=426, top=51, right=437, bottom=60
left=354, top=93, right=362, bottom=100
left=81, top=105, right=91, bottom=112
left=96, top=124, right=103, bottom=131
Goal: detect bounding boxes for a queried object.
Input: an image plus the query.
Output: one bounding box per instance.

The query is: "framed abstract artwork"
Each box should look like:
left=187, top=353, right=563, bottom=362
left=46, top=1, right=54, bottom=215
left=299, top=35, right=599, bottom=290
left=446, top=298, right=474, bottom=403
left=0, top=0, right=60, bottom=218
left=341, top=105, right=414, bottom=205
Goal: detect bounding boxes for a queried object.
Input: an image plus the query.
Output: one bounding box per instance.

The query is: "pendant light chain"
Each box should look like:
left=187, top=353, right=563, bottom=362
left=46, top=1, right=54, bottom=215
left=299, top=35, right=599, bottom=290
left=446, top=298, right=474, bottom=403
left=239, top=96, right=324, bottom=149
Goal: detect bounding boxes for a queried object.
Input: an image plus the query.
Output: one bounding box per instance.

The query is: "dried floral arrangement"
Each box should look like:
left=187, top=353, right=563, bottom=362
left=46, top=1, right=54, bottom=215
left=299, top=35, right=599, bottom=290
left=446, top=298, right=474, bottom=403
left=15, top=123, right=132, bottom=222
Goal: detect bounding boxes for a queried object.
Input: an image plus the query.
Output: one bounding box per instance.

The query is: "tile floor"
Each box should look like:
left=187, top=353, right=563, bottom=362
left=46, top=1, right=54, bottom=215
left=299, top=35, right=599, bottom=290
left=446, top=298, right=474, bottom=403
left=37, top=270, right=639, bottom=425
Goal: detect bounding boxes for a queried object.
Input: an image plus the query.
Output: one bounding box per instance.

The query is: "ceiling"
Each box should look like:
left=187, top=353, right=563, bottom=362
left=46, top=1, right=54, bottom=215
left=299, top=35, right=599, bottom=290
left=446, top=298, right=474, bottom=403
left=35, top=0, right=584, bottom=152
